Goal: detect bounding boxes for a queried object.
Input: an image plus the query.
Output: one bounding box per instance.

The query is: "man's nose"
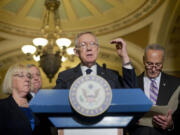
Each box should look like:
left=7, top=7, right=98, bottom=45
left=25, top=76, right=30, bottom=82
left=34, top=76, right=38, bottom=79
left=86, top=44, right=92, bottom=50
left=152, top=66, right=156, bottom=71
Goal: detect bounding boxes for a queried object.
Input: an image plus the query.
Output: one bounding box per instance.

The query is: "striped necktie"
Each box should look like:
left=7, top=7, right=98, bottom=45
left=150, top=79, right=159, bottom=105
left=86, top=69, right=92, bottom=75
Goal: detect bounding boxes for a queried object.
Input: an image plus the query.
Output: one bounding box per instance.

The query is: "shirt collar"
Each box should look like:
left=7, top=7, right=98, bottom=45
left=144, top=72, right=161, bottom=82
left=81, top=64, right=97, bottom=75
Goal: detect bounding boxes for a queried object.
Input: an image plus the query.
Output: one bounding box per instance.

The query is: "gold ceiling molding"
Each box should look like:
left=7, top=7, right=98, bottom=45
left=0, top=36, right=5, bottom=41
left=0, top=0, right=164, bottom=37
left=0, top=21, right=41, bottom=38
left=87, top=0, right=164, bottom=36
left=169, top=14, right=180, bottom=46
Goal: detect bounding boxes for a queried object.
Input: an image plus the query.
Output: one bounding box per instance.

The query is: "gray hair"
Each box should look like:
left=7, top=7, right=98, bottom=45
left=144, top=44, right=165, bottom=60
left=74, top=31, right=98, bottom=48
left=26, top=64, right=40, bottom=73
left=2, top=64, right=29, bottom=94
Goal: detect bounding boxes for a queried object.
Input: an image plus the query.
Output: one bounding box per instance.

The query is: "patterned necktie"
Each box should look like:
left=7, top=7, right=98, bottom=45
left=150, top=79, right=159, bottom=105
left=86, top=69, right=92, bottom=75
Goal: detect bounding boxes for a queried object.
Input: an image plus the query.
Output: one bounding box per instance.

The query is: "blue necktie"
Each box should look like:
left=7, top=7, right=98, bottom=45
left=86, top=69, right=92, bottom=75
left=150, top=79, right=159, bottom=105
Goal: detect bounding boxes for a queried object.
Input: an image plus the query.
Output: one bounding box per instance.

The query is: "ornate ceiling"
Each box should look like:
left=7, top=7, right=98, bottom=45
left=0, top=0, right=162, bottom=35
left=0, top=0, right=179, bottom=96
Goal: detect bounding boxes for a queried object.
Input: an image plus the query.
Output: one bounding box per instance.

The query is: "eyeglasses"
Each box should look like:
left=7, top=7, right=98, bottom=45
left=13, top=73, right=31, bottom=79
left=145, top=61, right=162, bottom=69
left=31, top=73, right=41, bottom=79
left=78, top=41, right=98, bottom=49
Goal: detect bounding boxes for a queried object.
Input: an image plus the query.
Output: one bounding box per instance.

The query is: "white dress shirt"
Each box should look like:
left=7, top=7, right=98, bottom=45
left=143, top=73, right=161, bottom=99
left=81, top=64, right=97, bottom=75
left=80, top=62, right=133, bottom=76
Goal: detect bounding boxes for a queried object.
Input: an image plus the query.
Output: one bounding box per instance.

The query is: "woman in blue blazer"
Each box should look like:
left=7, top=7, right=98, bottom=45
left=0, top=64, right=44, bottom=135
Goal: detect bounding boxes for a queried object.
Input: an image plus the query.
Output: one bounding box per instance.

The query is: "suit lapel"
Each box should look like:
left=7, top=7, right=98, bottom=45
left=97, top=64, right=106, bottom=78
left=138, top=73, right=144, bottom=91
left=159, top=72, right=167, bottom=90
left=8, top=96, right=32, bottom=129
left=156, top=72, right=167, bottom=104
left=64, top=64, right=83, bottom=84
left=73, top=64, right=83, bottom=77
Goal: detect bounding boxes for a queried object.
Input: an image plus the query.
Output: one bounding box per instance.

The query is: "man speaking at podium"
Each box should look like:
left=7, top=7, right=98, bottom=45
left=54, top=31, right=136, bottom=89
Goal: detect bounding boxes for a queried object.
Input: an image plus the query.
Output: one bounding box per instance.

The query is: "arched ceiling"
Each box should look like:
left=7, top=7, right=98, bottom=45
left=0, top=0, right=179, bottom=95
left=0, top=0, right=163, bottom=37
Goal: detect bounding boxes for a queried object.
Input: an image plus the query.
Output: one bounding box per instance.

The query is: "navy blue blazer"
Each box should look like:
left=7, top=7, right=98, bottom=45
left=0, top=96, right=39, bottom=135
left=0, top=95, right=56, bottom=135
left=54, top=63, right=137, bottom=89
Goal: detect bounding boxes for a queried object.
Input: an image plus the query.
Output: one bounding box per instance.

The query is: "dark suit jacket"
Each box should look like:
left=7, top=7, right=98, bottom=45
left=0, top=95, right=40, bottom=135
left=0, top=95, right=56, bottom=135
left=54, top=63, right=137, bottom=89
left=138, top=72, right=180, bottom=105
left=128, top=72, right=180, bottom=135
left=171, top=86, right=180, bottom=135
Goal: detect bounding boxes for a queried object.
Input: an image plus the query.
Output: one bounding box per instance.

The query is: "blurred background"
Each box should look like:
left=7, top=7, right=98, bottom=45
left=0, top=0, right=179, bottom=98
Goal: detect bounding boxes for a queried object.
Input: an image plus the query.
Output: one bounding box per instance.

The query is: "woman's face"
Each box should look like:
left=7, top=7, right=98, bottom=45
left=12, top=70, right=31, bottom=97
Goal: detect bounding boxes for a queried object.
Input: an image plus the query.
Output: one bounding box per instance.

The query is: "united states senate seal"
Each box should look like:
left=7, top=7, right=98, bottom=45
left=69, top=75, right=112, bottom=117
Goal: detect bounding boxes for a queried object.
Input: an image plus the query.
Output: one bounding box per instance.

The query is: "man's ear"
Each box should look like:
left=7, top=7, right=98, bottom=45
left=74, top=48, right=79, bottom=57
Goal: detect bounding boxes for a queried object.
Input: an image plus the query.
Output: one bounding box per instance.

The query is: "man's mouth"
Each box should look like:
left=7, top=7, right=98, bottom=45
left=34, top=82, right=40, bottom=85
left=87, top=54, right=92, bottom=56
left=24, top=84, right=30, bottom=88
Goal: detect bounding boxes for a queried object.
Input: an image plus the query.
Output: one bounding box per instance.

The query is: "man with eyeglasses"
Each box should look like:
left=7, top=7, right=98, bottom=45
left=128, top=44, right=180, bottom=135
left=54, top=31, right=136, bottom=135
left=54, top=31, right=137, bottom=89
left=26, top=64, right=58, bottom=135
left=27, top=64, right=42, bottom=98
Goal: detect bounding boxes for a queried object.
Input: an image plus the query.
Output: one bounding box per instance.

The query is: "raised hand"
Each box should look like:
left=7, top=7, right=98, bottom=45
left=110, top=38, right=130, bottom=64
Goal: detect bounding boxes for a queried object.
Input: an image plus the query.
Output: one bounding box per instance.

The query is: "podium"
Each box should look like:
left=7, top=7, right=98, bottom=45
left=29, top=89, right=152, bottom=129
